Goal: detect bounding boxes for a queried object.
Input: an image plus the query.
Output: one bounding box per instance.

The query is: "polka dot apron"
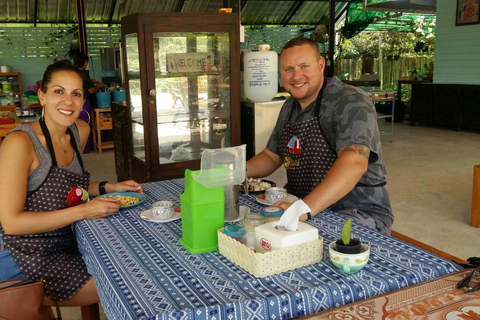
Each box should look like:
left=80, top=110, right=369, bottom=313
left=0, top=118, right=92, bottom=301
left=279, top=81, right=336, bottom=199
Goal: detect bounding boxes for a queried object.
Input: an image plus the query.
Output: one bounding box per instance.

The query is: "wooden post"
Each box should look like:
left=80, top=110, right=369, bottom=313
left=472, top=165, right=480, bottom=228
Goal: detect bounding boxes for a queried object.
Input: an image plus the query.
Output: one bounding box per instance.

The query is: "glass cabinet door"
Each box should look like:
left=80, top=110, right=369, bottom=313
left=151, top=31, right=232, bottom=165
left=125, top=33, right=146, bottom=162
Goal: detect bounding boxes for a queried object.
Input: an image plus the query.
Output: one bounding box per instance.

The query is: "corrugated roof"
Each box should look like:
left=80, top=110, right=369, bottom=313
left=0, top=0, right=349, bottom=26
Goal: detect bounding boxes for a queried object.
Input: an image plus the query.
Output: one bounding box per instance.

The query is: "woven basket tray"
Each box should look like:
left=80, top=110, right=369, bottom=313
left=217, top=229, right=323, bottom=278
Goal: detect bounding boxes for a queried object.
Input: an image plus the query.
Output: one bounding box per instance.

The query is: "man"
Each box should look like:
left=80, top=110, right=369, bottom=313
left=246, top=37, right=393, bottom=234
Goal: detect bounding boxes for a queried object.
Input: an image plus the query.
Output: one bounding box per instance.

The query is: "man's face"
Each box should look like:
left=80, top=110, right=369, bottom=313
left=280, top=44, right=325, bottom=109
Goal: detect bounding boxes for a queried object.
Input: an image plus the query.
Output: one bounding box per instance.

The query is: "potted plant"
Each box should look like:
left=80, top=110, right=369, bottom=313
left=328, top=218, right=370, bottom=273
left=335, top=218, right=362, bottom=254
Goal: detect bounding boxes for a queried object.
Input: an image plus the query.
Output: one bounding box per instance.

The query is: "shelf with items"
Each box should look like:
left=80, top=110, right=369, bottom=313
left=91, top=107, right=114, bottom=153
left=0, top=72, right=23, bottom=97
left=367, top=90, right=395, bottom=142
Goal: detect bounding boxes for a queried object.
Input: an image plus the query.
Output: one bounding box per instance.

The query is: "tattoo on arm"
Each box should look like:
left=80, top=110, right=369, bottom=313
left=341, top=144, right=370, bottom=159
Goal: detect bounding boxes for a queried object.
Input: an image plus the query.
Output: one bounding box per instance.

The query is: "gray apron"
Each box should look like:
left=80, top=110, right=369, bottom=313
left=0, top=118, right=92, bottom=301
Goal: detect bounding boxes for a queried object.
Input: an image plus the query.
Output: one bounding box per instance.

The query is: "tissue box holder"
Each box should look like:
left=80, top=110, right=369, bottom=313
left=218, top=229, right=323, bottom=278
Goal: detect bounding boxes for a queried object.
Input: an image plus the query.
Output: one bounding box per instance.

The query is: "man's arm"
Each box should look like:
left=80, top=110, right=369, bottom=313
left=246, top=148, right=283, bottom=179
left=303, top=144, right=369, bottom=217
left=274, top=144, right=369, bottom=219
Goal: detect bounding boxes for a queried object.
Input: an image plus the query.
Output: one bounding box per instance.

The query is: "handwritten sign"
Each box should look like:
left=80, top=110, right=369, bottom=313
left=166, top=52, right=214, bottom=73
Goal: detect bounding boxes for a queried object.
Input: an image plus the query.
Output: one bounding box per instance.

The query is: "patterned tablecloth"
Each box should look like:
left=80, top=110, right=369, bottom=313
left=75, top=180, right=462, bottom=320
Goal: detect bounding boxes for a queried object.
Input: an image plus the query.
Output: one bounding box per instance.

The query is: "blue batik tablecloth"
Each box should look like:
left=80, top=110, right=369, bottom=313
left=75, top=180, right=462, bottom=320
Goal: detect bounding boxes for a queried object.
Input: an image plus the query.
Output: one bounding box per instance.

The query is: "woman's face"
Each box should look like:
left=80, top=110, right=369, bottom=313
left=39, top=70, right=85, bottom=127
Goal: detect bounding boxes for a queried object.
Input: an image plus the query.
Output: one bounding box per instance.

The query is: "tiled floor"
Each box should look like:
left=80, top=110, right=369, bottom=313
left=64, top=121, right=480, bottom=319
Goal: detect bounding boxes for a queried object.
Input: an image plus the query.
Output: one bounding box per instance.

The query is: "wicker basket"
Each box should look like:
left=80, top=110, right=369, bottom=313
left=217, top=229, right=323, bottom=277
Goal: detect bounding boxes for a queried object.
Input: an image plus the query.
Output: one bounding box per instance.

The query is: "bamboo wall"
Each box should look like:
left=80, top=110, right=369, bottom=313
left=335, top=56, right=432, bottom=90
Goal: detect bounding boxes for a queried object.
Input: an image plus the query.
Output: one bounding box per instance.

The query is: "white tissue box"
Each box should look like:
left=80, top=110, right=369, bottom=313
left=255, top=221, right=319, bottom=253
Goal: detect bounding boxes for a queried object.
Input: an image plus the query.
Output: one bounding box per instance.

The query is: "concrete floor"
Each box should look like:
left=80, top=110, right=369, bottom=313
left=63, top=121, right=480, bottom=319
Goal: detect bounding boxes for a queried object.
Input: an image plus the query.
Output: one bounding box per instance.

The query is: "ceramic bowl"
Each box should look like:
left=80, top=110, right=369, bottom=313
left=328, top=241, right=370, bottom=273
left=151, top=201, right=174, bottom=220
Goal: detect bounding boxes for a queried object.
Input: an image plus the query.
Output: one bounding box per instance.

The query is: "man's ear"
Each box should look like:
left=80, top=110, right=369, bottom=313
left=318, top=56, right=326, bottom=73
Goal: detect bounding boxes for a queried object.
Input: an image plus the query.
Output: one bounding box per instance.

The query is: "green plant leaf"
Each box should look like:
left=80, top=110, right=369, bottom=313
left=341, top=218, right=352, bottom=245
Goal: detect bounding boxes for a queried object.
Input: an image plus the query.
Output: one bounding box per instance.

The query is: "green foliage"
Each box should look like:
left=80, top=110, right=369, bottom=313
left=341, top=218, right=352, bottom=245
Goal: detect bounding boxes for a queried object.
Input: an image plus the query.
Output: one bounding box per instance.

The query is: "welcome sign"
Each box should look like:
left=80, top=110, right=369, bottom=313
left=166, top=52, right=214, bottom=73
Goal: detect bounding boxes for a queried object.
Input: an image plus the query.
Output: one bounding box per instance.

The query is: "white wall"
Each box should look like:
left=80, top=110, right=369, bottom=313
left=434, top=0, right=480, bottom=84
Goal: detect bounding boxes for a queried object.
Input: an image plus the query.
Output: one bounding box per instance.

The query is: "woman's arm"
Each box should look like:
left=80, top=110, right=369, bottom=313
left=0, top=131, right=121, bottom=235
left=88, top=79, right=104, bottom=94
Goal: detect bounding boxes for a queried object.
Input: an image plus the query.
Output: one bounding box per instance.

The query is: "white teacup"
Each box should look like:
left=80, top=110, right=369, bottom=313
left=328, top=241, right=370, bottom=273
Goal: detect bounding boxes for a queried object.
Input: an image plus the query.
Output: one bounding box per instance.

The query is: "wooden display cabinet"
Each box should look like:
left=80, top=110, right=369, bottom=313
left=0, top=72, right=23, bottom=112
left=117, top=12, right=240, bottom=182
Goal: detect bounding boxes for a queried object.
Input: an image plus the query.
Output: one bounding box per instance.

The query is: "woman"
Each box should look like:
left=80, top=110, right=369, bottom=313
left=73, top=52, right=105, bottom=107
left=0, top=61, right=142, bottom=307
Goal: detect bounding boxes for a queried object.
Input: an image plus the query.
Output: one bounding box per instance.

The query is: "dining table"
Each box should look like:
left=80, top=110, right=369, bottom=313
left=75, top=179, right=463, bottom=320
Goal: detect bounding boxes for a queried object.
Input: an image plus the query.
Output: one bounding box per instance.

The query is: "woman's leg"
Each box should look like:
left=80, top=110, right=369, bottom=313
left=43, top=278, right=99, bottom=307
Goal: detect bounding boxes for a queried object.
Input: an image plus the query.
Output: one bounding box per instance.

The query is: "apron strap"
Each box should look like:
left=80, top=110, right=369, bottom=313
left=39, top=118, right=85, bottom=169
left=67, top=124, right=85, bottom=169
left=40, top=117, right=57, bottom=167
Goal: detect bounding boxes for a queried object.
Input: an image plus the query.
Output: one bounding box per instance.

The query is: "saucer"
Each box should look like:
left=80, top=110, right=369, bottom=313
left=140, top=209, right=181, bottom=223
left=255, top=194, right=298, bottom=206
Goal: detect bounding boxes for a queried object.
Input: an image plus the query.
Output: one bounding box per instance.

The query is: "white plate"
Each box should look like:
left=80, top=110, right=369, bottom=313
left=255, top=194, right=299, bottom=206
left=140, top=209, right=181, bottom=223
left=225, top=205, right=250, bottom=223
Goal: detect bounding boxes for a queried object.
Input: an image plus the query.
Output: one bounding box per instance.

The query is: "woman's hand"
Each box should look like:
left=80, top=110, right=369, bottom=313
left=80, top=197, right=121, bottom=220
left=106, top=180, right=143, bottom=194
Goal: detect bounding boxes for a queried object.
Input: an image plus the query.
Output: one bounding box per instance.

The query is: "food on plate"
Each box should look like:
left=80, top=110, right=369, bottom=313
left=108, top=195, right=140, bottom=206
left=245, top=178, right=272, bottom=192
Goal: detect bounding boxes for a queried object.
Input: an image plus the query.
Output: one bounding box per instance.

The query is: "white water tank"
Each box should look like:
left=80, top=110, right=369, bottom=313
left=244, top=45, right=278, bottom=102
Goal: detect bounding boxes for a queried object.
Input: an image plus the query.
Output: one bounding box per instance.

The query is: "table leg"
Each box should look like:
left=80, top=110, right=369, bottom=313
left=472, top=165, right=480, bottom=228
left=81, top=303, right=100, bottom=320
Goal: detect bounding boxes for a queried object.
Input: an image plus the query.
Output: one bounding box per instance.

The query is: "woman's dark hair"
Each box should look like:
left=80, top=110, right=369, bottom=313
left=280, top=37, right=321, bottom=58
left=73, top=52, right=89, bottom=69
left=41, top=60, right=84, bottom=93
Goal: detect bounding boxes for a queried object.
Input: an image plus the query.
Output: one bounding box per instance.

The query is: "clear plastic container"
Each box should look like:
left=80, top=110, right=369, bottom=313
left=265, top=187, right=287, bottom=204
left=224, top=225, right=246, bottom=244
left=261, top=206, right=284, bottom=223
left=192, top=144, right=246, bottom=189
left=243, top=213, right=265, bottom=250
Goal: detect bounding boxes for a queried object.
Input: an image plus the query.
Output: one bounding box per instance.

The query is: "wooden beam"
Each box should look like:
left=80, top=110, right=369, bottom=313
left=282, top=1, right=304, bottom=27
left=33, top=0, right=38, bottom=27
left=175, top=0, right=186, bottom=12
left=76, top=0, right=88, bottom=54
left=327, top=0, right=335, bottom=77
left=108, top=0, right=118, bottom=27
left=241, top=0, right=248, bottom=11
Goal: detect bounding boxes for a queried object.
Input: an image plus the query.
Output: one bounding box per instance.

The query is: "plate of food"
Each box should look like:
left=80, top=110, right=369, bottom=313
left=96, top=192, right=146, bottom=208
left=255, top=193, right=299, bottom=206
left=240, top=178, right=276, bottom=193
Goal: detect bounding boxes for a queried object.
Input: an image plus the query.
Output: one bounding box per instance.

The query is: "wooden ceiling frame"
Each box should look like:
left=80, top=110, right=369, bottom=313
left=108, top=0, right=118, bottom=26
left=282, top=1, right=304, bottom=27
left=76, top=0, right=88, bottom=54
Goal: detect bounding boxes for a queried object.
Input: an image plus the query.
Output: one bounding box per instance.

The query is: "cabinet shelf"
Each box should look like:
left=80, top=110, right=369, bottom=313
left=92, top=108, right=114, bottom=153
